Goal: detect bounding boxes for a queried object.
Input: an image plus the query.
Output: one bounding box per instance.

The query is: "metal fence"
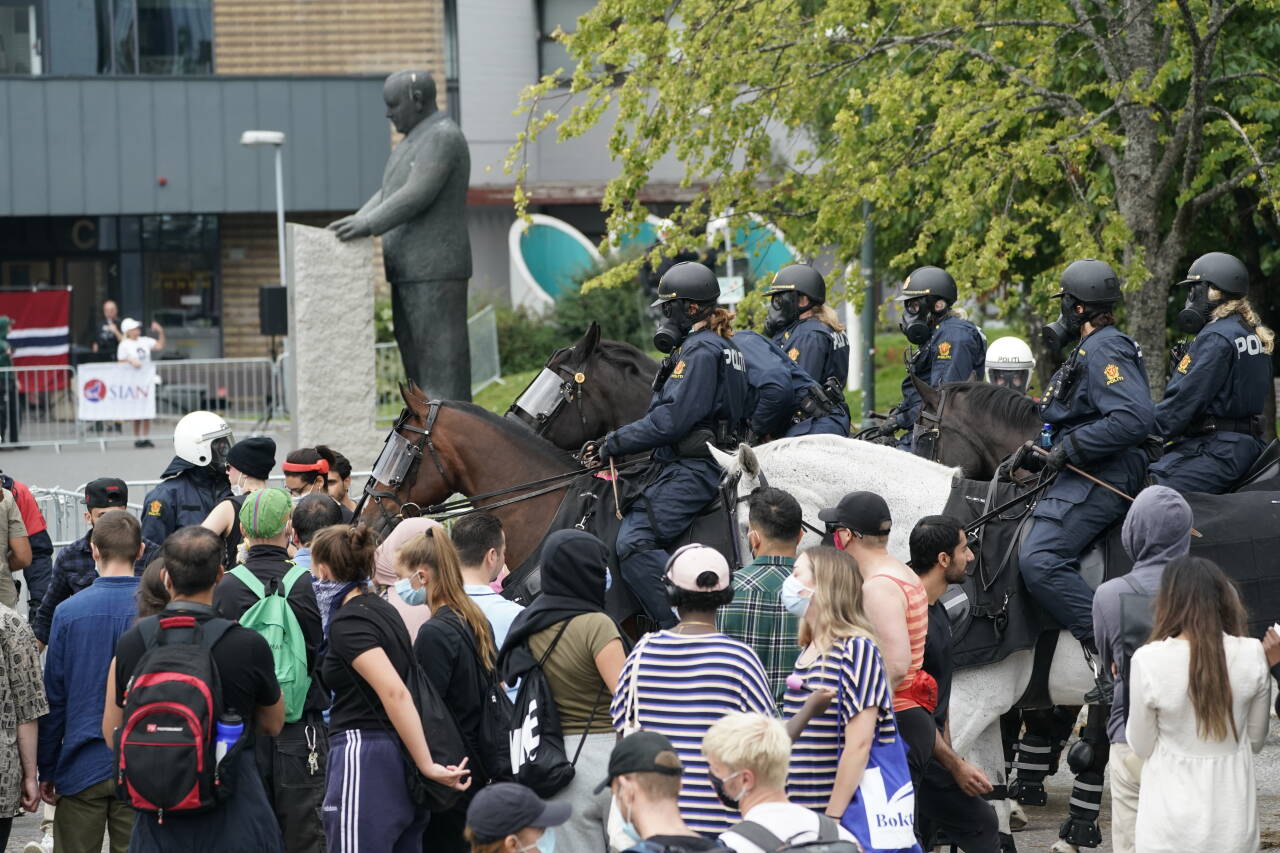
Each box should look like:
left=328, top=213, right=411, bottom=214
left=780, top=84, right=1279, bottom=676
left=0, top=366, right=81, bottom=448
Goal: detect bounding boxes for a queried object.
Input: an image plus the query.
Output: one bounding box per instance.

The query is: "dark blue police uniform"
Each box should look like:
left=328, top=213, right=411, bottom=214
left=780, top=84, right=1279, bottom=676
left=140, top=457, right=231, bottom=545
left=605, top=329, right=751, bottom=627
left=894, top=315, right=986, bottom=448
left=733, top=330, right=848, bottom=439
left=771, top=316, right=850, bottom=389
left=1149, top=314, right=1271, bottom=494
left=1018, top=325, right=1155, bottom=643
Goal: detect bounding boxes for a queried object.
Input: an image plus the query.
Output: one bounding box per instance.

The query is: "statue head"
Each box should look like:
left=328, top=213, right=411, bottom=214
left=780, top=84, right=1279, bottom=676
left=384, top=70, right=438, bottom=135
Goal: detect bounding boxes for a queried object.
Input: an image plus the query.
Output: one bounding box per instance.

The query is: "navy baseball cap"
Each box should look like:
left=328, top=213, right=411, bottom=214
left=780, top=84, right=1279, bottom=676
left=466, top=783, right=570, bottom=843
left=85, top=478, right=128, bottom=510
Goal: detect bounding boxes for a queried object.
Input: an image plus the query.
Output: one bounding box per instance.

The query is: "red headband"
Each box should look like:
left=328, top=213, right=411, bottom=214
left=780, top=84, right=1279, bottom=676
left=282, top=459, right=329, bottom=475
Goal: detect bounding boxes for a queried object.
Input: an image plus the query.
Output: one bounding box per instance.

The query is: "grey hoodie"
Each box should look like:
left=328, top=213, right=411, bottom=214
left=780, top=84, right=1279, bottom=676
left=1092, top=485, right=1193, bottom=743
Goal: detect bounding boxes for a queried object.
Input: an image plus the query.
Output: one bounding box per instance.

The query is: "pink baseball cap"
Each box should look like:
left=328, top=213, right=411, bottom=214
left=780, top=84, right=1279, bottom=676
left=665, top=544, right=731, bottom=592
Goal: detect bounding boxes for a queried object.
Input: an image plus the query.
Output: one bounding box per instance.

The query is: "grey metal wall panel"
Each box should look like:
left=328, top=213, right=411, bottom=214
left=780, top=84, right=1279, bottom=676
left=81, top=80, right=122, bottom=212
left=152, top=83, right=192, bottom=213
left=0, top=76, right=389, bottom=217
left=8, top=82, right=49, bottom=215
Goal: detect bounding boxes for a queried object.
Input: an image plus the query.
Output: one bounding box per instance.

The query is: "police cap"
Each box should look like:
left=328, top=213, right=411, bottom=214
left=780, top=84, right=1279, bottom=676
left=1054, top=259, right=1121, bottom=306
left=651, top=262, right=720, bottom=307
left=1178, top=252, right=1250, bottom=297
left=763, top=264, right=827, bottom=304
left=895, top=266, right=958, bottom=305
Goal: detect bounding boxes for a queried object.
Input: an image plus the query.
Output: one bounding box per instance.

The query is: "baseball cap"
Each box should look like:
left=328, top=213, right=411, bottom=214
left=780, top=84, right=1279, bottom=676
left=120, top=318, right=141, bottom=333
left=817, top=491, right=892, bottom=536
left=595, top=730, right=685, bottom=793
left=465, top=783, right=571, bottom=843
left=665, top=544, right=731, bottom=592
left=238, top=487, right=291, bottom=538
left=85, top=477, right=128, bottom=510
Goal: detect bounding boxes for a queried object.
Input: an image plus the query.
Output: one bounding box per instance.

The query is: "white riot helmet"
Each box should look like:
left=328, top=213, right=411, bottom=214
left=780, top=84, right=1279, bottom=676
left=985, top=336, right=1035, bottom=393
left=173, top=410, right=234, bottom=470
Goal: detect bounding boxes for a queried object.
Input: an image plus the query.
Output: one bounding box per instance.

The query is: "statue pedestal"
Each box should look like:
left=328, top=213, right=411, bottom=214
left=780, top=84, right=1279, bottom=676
left=287, top=223, right=384, bottom=467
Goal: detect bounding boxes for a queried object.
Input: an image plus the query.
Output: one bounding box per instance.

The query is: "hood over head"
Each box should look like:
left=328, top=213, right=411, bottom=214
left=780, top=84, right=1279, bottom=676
left=1121, top=485, right=1193, bottom=571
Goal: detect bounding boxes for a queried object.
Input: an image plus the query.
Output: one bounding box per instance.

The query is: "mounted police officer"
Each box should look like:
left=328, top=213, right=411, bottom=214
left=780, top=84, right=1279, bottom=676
left=733, top=329, right=850, bottom=440
left=762, top=264, right=850, bottom=387
left=1014, top=260, right=1155, bottom=685
left=140, top=410, right=234, bottom=544
left=583, top=263, right=751, bottom=628
left=985, top=336, right=1036, bottom=395
left=876, top=266, right=986, bottom=448
left=1149, top=252, right=1274, bottom=494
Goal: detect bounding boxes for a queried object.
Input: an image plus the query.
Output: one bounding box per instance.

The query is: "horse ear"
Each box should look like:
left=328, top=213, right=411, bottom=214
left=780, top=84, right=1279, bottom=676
left=740, top=443, right=760, bottom=478
left=581, top=322, right=601, bottom=357
left=911, top=373, right=940, bottom=410
left=708, top=444, right=736, bottom=473
left=398, top=381, right=420, bottom=411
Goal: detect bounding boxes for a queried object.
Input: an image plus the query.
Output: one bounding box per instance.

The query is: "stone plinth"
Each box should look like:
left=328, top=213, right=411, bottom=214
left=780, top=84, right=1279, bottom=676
left=287, top=223, right=384, bottom=468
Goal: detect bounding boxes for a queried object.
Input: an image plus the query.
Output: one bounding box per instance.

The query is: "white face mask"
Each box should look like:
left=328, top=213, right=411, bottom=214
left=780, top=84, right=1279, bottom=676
left=230, top=474, right=248, bottom=497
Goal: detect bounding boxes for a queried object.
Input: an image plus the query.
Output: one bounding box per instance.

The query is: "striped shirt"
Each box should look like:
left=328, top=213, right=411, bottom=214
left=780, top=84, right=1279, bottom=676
left=875, top=573, right=930, bottom=712
left=782, top=635, right=896, bottom=811
left=610, top=629, right=776, bottom=835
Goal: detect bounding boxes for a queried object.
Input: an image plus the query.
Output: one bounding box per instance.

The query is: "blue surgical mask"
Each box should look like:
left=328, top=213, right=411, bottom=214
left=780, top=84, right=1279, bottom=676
left=517, top=827, right=556, bottom=853
left=780, top=574, right=813, bottom=618
left=620, top=798, right=641, bottom=843
left=395, top=576, right=426, bottom=606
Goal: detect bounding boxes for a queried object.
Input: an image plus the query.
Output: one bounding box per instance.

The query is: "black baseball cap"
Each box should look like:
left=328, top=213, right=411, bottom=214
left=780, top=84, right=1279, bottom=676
left=594, top=730, right=685, bottom=793
left=465, top=783, right=570, bottom=843
left=85, top=478, right=128, bottom=510
left=817, top=491, right=892, bottom=536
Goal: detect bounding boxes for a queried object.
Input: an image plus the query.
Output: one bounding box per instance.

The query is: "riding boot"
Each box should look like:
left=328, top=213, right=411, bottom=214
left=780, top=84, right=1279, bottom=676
left=1059, top=705, right=1108, bottom=848
left=1081, top=640, right=1114, bottom=705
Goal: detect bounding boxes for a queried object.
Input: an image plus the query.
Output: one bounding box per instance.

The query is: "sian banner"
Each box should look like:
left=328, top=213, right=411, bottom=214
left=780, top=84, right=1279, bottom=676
left=77, top=363, right=158, bottom=421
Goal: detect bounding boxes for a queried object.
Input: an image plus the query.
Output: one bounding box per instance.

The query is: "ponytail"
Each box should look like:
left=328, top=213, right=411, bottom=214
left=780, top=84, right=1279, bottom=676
left=311, top=524, right=380, bottom=583
left=1212, top=296, right=1275, bottom=354
left=706, top=308, right=736, bottom=339
left=816, top=303, right=845, bottom=333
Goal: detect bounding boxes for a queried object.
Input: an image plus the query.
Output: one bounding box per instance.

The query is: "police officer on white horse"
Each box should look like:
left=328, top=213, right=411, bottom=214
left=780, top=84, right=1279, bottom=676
left=985, top=336, right=1036, bottom=396
left=1149, top=252, right=1274, bottom=494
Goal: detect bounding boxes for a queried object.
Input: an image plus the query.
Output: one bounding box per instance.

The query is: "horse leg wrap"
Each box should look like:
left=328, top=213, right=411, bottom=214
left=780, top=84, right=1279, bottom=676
left=999, top=831, right=1018, bottom=853
left=1008, top=733, right=1053, bottom=806
left=1058, top=769, right=1104, bottom=847
left=1046, top=706, right=1078, bottom=775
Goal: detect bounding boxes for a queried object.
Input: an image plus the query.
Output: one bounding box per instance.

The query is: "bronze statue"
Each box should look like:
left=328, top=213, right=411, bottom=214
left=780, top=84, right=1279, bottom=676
left=329, top=69, right=473, bottom=401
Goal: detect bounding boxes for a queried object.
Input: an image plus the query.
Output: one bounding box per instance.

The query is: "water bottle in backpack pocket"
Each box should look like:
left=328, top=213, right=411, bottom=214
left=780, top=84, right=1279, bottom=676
left=114, top=610, right=241, bottom=822
left=229, top=563, right=312, bottom=723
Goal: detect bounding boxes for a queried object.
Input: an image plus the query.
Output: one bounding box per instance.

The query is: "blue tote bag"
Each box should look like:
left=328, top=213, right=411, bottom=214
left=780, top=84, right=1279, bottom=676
left=838, top=712, right=922, bottom=853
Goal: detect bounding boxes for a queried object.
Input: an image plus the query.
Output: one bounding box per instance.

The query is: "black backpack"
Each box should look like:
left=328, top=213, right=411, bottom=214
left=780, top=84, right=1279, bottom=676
left=728, top=816, right=860, bottom=852
left=1118, top=574, right=1157, bottom=716
left=441, top=612, right=515, bottom=784
left=115, top=609, right=237, bottom=821
left=506, top=620, right=606, bottom=797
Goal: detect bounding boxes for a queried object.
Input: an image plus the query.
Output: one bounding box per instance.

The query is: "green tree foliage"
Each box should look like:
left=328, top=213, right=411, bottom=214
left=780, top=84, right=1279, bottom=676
left=509, top=0, right=1280, bottom=393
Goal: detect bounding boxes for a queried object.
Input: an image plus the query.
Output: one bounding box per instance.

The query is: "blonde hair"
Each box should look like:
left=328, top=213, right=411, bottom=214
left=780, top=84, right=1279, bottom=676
left=797, top=546, right=878, bottom=652
left=706, top=307, right=736, bottom=339
left=815, top=303, right=845, bottom=333
left=701, top=712, right=792, bottom=789
left=1210, top=293, right=1275, bottom=354
left=399, top=529, right=498, bottom=671
left=462, top=829, right=506, bottom=853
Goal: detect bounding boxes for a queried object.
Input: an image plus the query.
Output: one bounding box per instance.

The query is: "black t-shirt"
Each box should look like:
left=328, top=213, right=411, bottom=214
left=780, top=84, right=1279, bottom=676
left=414, top=606, right=494, bottom=773
left=114, top=607, right=281, bottom=721
left=921, top=601, right=953, bottom=731
left=217, top=494, right=247, bottom=571
left=321, top=592, right=414, bottom=731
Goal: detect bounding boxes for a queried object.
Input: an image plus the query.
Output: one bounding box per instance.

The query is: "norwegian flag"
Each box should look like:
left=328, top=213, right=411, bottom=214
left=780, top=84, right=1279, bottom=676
left=0, top=289, right=70, bottom=391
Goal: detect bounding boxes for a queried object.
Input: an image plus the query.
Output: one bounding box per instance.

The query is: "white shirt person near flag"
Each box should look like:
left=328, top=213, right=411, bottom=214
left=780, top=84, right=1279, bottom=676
left=116, top=318, right=165, bottom=447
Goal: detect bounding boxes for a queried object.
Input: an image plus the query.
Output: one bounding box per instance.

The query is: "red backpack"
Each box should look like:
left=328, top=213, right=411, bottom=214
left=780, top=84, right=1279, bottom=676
left=114, top=611, right=235, bottom=821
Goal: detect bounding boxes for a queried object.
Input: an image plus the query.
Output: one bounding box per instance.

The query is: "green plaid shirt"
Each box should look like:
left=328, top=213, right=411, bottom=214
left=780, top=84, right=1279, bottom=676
left=717, top=555, right=798, bottom=705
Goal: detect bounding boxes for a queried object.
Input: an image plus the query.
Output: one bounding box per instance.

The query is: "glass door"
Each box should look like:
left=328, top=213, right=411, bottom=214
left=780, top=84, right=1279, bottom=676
left=0, top=4, right=40, bottom=74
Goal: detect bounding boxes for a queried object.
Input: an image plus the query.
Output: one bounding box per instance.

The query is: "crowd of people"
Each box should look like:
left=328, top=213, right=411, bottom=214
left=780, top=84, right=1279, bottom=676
left=0, top=417, right=1274, bottom=853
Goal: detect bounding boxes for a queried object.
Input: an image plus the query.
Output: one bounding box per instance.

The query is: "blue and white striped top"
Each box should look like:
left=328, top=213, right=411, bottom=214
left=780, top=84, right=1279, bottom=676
left=782, top=635, right=896, bottom=811
left=609, top=629, right=776, bottom=835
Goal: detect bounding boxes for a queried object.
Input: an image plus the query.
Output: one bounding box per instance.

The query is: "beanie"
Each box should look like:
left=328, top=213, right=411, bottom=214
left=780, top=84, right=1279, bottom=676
left=227, top=436, right=276, bottom=480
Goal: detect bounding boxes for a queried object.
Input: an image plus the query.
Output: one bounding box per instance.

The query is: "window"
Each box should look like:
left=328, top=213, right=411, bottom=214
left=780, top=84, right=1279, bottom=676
left=443, top=0, right=460, bottom=122
left=96, top=0, right=211, bottom=75
left=0, top=3, right=41, bottom=74
left=538, top=0, right=594, bottom=82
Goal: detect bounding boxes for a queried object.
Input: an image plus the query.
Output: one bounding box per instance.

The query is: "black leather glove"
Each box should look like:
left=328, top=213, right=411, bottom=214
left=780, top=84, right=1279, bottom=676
left=874, top=420, right=899, bottom=438
left=579, top=437, right=612, bottom=467
left=1040, top=444, right=1070, bottom=477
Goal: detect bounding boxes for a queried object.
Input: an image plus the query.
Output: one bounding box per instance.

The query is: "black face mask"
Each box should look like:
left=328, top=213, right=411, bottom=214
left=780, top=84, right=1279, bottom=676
left=654, top=299, right=696, bottom=354
left=764, top=292, right=799, bottom=337
left=1041, top=295, right=1085, bottom=352
left=708, top=770, right=743, bottom=810
left=1176, top=283, right=1217, bottom=334
left=899, top=298, right=933, bottom=346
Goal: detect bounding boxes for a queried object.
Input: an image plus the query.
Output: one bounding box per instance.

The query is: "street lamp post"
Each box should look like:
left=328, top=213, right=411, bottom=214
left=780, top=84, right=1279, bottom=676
left=239, top=130, right=288, bottom=289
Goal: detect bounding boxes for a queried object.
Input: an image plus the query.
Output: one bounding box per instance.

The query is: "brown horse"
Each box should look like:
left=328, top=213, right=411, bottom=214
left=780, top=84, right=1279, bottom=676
left=359, top=381, right=584, bottom=570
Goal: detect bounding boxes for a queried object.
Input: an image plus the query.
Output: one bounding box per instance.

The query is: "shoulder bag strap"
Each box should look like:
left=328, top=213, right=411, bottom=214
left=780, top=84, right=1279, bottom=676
left=623, top=633, right=650, bottom=734
left=571, top=682, right=608, bottom=767
left=814, top=813, right=839, bottom=841
left=536, top=619, right=573, bottom=668
left=228, top=565, right=265, bottom=599
left=727, top=820, right=788, bottom=851
left=441, top=611, right=501, bottom=685
left=279, top=562, right=307, bottom=597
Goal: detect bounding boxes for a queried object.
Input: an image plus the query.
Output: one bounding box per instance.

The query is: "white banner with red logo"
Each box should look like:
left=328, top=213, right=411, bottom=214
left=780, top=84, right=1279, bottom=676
left=77, top=363, right=158, bottom=420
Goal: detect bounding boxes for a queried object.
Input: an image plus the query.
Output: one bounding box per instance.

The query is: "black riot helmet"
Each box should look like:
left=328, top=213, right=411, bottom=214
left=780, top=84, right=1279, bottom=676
left=895, top=266, right=957, bottom=345
left=1175, top=252, right=1250, bottom=334
left=651, top=262, right=720, bottom=354
left=1042, top=259, right=1121, bottom=351
left=763, top=265, right=826, bottom=337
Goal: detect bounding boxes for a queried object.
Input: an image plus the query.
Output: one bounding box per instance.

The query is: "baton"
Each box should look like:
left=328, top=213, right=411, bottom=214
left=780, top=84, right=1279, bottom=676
left=1033, top=447, right=1201, bottom=537
left=609, top=458, right=623, bottom=520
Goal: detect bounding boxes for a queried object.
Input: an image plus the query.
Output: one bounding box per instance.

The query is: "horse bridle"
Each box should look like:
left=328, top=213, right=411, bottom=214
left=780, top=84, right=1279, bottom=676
left=505, top=349, right=591, bottom=441
left=357, top=398, right=453, bottom=528
left=914, top=386, right=993, bottom=470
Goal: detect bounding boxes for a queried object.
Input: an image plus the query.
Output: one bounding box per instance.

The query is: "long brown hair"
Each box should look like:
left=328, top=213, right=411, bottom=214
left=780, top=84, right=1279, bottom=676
left=705, top=307, right=736, bottom=339
left=399, top=528, right=497, bottom=671
left=1148, top=555, right=1248, bottom=741
left=797, top=546, right=878, bottom=651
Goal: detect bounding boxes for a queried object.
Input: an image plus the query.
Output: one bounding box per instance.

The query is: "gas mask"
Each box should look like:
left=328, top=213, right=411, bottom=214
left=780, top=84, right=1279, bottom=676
left=1041, top=295, right=1085, bottom=352
left=899, top=297, right=934, bottom=346
left=654, top=299, right=701, bottom=354
left=1176, top=283, right=1218, bottom=335
left=764, top=292, right=799, bottom=337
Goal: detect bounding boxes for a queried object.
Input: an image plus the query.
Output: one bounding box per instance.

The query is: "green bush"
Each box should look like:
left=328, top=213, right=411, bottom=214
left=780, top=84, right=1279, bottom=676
left=495, top=306, right=566, bottom=373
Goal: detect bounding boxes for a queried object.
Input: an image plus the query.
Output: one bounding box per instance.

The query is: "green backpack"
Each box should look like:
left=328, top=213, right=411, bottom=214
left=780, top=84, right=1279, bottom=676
left=229, top=563, right=311, bottom=723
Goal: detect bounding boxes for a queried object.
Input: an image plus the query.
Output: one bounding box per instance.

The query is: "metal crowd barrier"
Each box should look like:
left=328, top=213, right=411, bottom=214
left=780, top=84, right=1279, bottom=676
left=0, top=366, right=83, bottom=449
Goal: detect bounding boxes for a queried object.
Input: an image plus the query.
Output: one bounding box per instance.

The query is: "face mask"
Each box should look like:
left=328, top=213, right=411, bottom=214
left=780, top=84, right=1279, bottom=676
left=230, top=474, right=247, bottom=498
left=517, top=827, right=556, bottom=853
left=395, top=575, right=426, bottom=606
left=898, top=298, right=933, bottom=346
left=781, top=574, right=813, bottom=617
left=764, top=292, right=799, bottom=337
left=620, top=794, right=642, bottom=844
left=653, top=299, right=696, bottom=354
left=709, top=769, right=747, bottom=810
left=604, top=568, right=612, bottom=593
left=1177, top=283, right=1217, bottom=334
left=1041, top=295, right=1085, bottom=352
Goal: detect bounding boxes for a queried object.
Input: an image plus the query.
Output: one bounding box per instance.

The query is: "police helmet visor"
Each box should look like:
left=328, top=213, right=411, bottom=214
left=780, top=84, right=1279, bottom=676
left=901, top=296, right=927, bottom=315
left=987, top=368, right=1030, bottom=392
left=512, top=368, right=567, bottom=423
left=209, top=433, right=234, bottom=470
left=371, top=429, right=417, bottom=488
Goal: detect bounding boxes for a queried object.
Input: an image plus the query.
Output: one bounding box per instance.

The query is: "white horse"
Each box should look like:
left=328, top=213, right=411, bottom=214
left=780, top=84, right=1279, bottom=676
left=710, top=435, right=1095, bottom=853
